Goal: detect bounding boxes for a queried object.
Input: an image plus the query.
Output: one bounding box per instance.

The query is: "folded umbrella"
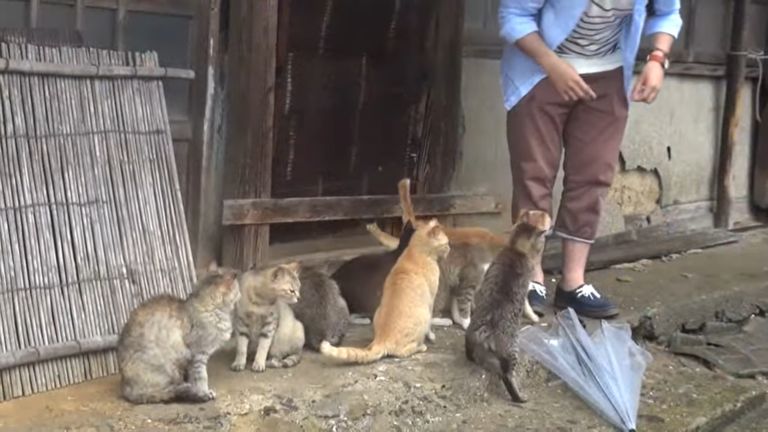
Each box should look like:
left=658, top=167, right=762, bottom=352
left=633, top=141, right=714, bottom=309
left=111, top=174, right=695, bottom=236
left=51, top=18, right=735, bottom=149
left=518, top=308, right=652, bottom=432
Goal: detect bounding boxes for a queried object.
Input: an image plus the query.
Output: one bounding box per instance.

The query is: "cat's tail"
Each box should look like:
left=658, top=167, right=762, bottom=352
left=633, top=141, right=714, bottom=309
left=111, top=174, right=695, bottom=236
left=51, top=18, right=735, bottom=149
left=319, top=340, right=387, bottom=364
left=398, top=178, right=417, bottom=226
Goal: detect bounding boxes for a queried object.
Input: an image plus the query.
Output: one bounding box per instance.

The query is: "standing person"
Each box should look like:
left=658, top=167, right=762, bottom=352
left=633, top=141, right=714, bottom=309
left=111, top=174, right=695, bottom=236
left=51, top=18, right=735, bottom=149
left=499, top=0, right=682, bottom=318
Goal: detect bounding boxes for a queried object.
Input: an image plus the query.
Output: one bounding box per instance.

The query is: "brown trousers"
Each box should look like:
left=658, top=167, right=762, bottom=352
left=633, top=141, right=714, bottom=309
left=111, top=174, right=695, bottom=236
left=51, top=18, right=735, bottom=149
left=506, top=67, right=628, bottom=243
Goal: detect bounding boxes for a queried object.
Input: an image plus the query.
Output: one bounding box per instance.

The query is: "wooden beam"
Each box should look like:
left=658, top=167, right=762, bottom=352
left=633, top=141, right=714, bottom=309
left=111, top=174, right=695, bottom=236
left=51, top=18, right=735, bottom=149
left=41, top=0, right=196, bottom=16
left=186, top=0, right=223, bottom=269
left=715, top=0, right=750, bottom=228
left=542, top=228, right=740, bottom=273
left=221, top=194, right=502, bottom=226
left=221, top=0, right=279, bottom=268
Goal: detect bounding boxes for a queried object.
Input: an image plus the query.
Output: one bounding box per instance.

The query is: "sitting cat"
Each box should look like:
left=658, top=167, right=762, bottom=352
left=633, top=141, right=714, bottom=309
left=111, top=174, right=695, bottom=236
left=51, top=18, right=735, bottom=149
left=117, top=263, right=240, bottom=404
left=231, top=262, right=305, bottom=372
left=365, top=183, right=539, bottom=329
left=290, top=265, right=351, bottom=351
left=320, top=218, right=450, bottom=364
left=464, top=209, right=552, bottom=403
left=332, top=178, right=416, bottom=318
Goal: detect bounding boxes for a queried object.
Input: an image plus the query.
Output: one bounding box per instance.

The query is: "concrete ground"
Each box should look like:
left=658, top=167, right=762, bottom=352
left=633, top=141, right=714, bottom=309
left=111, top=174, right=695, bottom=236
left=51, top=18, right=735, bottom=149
left=1, top=228, right=767, bottom=432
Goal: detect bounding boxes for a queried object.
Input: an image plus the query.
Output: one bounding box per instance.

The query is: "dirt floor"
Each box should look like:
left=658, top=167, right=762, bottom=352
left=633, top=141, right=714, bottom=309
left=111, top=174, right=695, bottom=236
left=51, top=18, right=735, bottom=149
left=1, top=228, right=767, bottom=432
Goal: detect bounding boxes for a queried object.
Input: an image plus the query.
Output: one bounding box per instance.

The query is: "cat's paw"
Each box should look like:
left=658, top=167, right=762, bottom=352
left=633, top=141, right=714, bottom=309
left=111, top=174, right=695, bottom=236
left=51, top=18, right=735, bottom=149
left=453, top=315, right=471, bottom=330
left=230, top=361, right=246, bottom=372
left=425, top=330, right=436, bottom=343
left=203, top=389, right=216, bottom=401
left=266, top=358, right=281, bottom=368
left=251, top=362, right=266, bottom=373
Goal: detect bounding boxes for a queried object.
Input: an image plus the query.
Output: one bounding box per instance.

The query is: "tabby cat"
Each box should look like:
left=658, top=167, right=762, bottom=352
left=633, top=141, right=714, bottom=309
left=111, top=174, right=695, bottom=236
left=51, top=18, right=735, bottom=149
left=465, top=209, right=552, bottom=403
left=320, top=218, right=450, bottom=364
left=290, top=265, right=351, bottom=351
left=117, top=263, right=240, bottom=404
left=231, top=262, right=305, bottom=372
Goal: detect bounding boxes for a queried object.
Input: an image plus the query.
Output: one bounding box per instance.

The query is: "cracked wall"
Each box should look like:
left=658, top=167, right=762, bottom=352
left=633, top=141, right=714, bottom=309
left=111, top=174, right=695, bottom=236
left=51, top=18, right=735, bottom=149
left=452, top=58, right=755, bottom=235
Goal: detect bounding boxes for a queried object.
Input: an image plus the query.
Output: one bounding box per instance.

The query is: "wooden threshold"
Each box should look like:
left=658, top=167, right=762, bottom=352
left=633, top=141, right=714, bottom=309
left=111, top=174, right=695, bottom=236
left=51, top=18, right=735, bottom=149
left=222, top=193, right=502, bottom=226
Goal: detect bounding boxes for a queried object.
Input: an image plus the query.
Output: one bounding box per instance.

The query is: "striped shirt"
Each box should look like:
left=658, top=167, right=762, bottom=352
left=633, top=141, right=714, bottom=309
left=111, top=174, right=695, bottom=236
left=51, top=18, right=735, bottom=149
left=555, top=0, right=634, bottom=74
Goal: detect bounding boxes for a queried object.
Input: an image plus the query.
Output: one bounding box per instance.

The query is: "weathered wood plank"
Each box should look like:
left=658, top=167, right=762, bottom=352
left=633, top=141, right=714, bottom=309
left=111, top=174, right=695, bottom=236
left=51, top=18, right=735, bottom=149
left=221, top=0, right=279, bottom=268
left=542, top=228, right=739, bottom=273
left=42, top=0, right=196, bottom=16
left=222, top=194, right=502, bottom=225
left=714, top=0, right=750, bottom=228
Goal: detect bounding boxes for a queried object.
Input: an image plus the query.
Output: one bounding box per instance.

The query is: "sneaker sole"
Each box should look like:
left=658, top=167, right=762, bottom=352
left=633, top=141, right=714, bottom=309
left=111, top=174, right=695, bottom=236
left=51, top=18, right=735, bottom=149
left=553, top=302, right=620, bottom=319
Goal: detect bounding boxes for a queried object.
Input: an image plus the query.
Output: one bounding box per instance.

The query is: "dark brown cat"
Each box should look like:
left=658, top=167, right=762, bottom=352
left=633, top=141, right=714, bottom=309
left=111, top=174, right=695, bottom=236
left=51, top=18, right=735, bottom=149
left=464, top=210, right=551, bottom=403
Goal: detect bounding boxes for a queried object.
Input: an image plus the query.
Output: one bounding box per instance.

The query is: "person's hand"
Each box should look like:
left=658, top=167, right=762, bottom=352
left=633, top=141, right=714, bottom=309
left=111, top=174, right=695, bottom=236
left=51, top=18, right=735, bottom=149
left=541, top=56, right=597, bottom=102
left=632, top=61, right=665, bottom=103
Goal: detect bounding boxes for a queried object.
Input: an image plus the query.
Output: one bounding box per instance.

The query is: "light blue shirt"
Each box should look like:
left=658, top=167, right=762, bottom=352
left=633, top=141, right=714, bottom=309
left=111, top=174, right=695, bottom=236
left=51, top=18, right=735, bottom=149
left=499, top=0, right=683, bottom=110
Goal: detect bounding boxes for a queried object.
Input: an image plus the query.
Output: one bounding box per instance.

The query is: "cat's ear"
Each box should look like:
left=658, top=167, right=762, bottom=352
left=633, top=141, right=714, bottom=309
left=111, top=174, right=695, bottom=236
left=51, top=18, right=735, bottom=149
left=424, top=218, right=438, bottom=229
left=284, top=262, right=301, bottom=273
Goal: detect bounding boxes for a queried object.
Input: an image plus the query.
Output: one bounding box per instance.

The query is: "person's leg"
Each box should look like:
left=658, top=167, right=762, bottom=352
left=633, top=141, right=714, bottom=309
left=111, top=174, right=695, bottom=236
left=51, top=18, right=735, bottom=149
left=553, top=67, right=628, bottom=318
left=506, top=78, right=571, bottom=314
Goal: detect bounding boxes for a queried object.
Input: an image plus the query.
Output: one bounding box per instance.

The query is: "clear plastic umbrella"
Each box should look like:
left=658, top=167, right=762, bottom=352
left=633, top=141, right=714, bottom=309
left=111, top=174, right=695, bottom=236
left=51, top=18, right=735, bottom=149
left=518, top=308, right=652, bottom=432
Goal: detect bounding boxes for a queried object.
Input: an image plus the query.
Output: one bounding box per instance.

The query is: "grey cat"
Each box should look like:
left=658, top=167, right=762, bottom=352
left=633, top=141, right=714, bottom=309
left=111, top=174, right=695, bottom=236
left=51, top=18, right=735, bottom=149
left=290, top=266, right=351, bottom=351
left=465, top=210, right=551, bottom=403
left=117, top=264, right=240, bottom=404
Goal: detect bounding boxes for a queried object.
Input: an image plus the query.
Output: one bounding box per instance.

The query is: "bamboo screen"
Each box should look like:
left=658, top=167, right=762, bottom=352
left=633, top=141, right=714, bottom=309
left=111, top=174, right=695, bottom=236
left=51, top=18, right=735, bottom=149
left=0, top=41, right=195, bottom=401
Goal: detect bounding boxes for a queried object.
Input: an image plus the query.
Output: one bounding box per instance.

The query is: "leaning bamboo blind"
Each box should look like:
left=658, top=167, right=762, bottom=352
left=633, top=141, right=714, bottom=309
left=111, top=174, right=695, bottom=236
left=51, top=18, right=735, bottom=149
left=0, top=41, right=196, bottom=401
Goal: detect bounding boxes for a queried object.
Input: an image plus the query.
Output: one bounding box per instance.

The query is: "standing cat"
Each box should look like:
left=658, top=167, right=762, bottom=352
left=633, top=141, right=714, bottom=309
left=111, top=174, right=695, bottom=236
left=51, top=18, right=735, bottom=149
left=290, top=265, right=351, bottom=350
left=231, top=262, right=305, bottom=372
left=465, top=209, right=551, bottom=403
left=320, top=218, right=450, bottom=364
left=366, top=183, right=539, bottom=328
left=117, top=263, right=240, bottom=404
left=333, top=178, right=416, bottom=318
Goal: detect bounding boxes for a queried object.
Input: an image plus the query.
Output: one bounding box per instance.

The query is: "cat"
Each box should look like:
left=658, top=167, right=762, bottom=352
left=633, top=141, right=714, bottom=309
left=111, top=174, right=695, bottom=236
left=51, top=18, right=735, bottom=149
left=365, top=184, right=539, bottom=329
left=464, top=209, right=552, bottom=403
left=332, top=178, right=416, bottom=318
left=319, top=218, right=450, bottom=364
left=290, top=265, right=351, bottom=351
left=230, top=262, right=305, bottom=372
left=117, top=262, right=240, bottom=404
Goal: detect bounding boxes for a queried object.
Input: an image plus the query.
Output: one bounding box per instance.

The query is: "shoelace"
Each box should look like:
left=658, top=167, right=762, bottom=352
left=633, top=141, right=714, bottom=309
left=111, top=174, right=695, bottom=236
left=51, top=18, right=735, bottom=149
left=529, top=281, right=547, bottom=297
left=575, top=284, right=601, bottom=300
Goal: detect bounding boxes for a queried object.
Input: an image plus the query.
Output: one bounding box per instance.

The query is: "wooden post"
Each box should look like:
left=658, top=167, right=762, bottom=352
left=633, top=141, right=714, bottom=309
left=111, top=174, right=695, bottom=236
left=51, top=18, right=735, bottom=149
left=29, top=0, right=40, bottom=28
left=114, top=0, right=126, bottom=51
left=754, top=28, right=768, bottom=209
left=222, top=0, right=279, bottom=269
left=186, top=0, right=224, bottom=269
left=75, top=0, right=85, bottom=33
left=714, top=0, right=749, bottom=228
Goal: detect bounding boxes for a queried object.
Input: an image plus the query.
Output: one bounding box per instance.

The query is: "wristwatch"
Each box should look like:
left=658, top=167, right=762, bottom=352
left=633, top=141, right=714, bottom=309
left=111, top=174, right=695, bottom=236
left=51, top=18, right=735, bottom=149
left=646, top=49, right=669, bottom=70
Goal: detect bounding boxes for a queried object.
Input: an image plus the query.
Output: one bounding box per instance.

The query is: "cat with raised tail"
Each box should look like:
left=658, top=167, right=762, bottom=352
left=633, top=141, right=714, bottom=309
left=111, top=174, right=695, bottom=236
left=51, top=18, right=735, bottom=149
left=333, top=178, right=416, bottom=318
left=465, top=209, right=552, bottom=403
left=320, top=218, right=450, bottom=364
left=365, top=180, right=539, bottom=329
left=117, top=263, right=240, bottom=404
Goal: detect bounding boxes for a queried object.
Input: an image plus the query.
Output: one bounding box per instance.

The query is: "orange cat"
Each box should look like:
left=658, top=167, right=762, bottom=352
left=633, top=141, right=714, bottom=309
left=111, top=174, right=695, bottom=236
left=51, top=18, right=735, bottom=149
left=365, top=179, right=539, bottom=327
left=320, top=218, right=450, bottom=364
